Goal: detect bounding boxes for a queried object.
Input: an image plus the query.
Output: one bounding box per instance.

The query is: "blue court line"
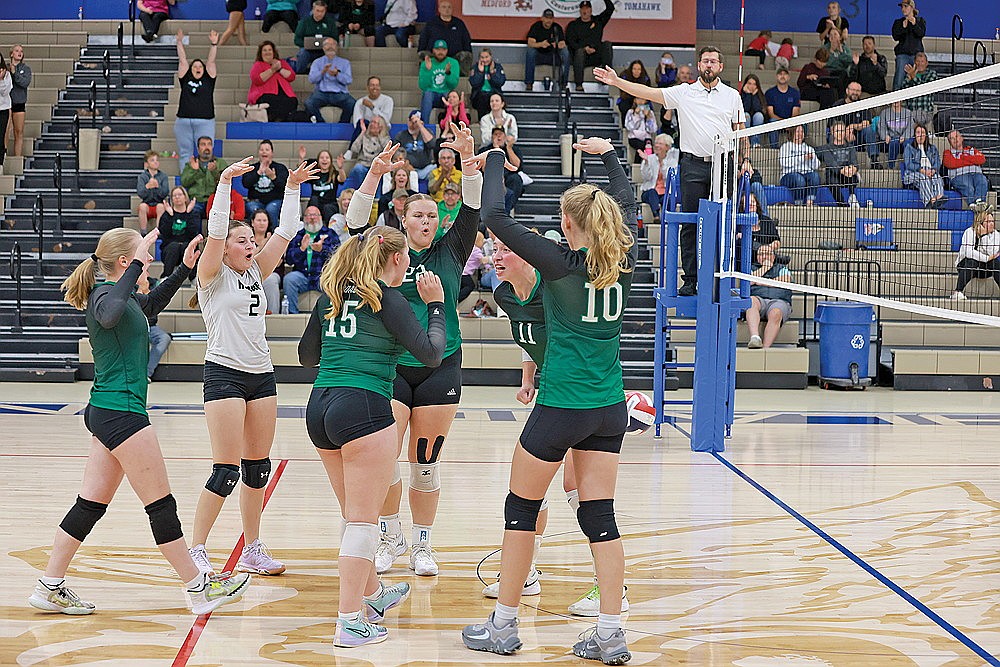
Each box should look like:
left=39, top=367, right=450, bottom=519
left=711, top=450, right=999, bottom=666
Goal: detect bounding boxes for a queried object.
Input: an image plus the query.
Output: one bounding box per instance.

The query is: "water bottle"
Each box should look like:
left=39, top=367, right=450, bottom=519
left=78, top=4, right=84, bottom=19
left=995, top=27, right=999, bottom=40
left=254, top=5, right=262, bottom=19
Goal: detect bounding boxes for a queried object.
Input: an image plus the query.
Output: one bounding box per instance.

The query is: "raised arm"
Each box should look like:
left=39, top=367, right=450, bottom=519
left=92, top=231, right=158, bottom=329
left=380, top=281, right=446, bottom=368
left=198, top=157, right=255, bottom=287
left=175, top=29, right=188, bottom=77
left=439, top=122, right=483, bottom=260
left=257, top=161, right=321, bottom=275
left=138, top=235, right=203, bottom=317
left=587, top=138, right=638, bottom=260
left=348, top=143, right=405, bottom=230
left=206, top=30, right=219, bottom=77
left=593, top=66, right=664, bottom=106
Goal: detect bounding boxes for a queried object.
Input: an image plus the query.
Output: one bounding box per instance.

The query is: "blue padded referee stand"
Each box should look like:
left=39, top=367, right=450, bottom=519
left=653, top=174, right=754, bottom=453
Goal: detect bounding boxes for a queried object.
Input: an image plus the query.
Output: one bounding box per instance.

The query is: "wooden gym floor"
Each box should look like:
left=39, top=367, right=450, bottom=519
left=0, top=382, right=998, bottom=666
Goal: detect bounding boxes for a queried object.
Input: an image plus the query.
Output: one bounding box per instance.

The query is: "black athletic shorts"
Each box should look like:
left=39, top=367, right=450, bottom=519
left=225, top=0, right=248, bottom=12
left=393, top=349, right=462, bottom=408
left=519, top=401, right=627, bottom=463
left=84, top=404, right=152, bottom=451
left=306, top=386, right=396, bottom=450
left=10, top=102, right=25, bottom=114
left=203, top=360, right=277, bottom=403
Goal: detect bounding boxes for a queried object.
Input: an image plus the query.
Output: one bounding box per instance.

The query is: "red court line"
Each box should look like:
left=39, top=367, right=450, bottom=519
left=171, top=458, right=289, bottom=667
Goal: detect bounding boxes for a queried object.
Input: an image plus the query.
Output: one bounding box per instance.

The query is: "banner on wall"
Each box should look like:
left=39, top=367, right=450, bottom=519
left=462, top=0, right=672, bottom=21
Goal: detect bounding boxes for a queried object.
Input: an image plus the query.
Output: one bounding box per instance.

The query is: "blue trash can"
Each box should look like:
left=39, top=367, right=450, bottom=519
left=814, top=301, right=873, bottom=389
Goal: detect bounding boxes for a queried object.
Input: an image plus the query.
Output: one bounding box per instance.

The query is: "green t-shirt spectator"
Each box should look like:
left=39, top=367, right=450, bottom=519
left=418, top=55, right=460, bottom=96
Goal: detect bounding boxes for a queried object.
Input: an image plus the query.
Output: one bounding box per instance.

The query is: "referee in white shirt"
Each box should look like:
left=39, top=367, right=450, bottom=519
left=596, top=47, right=746, bottom=295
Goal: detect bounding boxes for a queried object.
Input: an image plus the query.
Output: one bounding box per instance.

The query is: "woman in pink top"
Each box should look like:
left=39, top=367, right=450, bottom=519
left=137, top=0, right=174, bottom=43
left=248, top=41, right=298, bottom=122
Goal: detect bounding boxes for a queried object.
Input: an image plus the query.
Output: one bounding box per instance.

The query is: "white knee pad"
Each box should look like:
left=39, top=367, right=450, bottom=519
left=409, top=462, right=441, bottom=492
left=340, top=522, right=379, bottom=561
left=391, top=460, right=401, bottom=485
left=539, top=498, right=549, bottom=512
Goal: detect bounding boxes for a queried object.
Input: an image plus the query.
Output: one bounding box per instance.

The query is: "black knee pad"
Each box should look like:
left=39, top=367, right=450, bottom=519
left=145, top=494, right=183, bottom=545
left=416, top=436, right=445, bottom=464
left=241, top=457, right=271, bottom=489
left=577, top=499, right=620, bottom=543
left=504, top=492, right=543, bottom=532
left=205, top=463, right=240, bottom=497
left=59, top=496, right=109, bottom=542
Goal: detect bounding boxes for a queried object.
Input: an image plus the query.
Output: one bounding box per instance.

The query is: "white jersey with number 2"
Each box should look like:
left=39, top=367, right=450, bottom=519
left=198, top=260, right=273, bottom=374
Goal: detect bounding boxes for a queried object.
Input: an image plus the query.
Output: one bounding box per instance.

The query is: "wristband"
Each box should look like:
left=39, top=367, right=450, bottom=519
left=207, top=182, right=232, bottom=240
left=460, top=172, right=483, bottom=209
left=273, top=187, right=304, bottom=241
left=346, top=190, right=375, bottom=230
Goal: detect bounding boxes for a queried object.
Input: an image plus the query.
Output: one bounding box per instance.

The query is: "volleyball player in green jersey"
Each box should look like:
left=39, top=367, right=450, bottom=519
left=347, top=125, right=482, bottom=577
left=463, top=138, right=637, bottom=665
left=298, top=218, right=447, bottom=646
left=30, top=227, right=250, bottom=617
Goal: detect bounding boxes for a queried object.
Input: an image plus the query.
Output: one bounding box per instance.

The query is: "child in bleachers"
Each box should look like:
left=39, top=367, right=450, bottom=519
left=136, top=150, right=169, bottom=234
left=440, top=91, right=471, bottom=132
left=744, top=30, right=771, bottom=70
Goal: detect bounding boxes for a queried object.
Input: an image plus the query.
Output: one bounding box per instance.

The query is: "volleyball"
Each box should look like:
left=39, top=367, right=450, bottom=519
left=625, top=391, right=656, bottom=435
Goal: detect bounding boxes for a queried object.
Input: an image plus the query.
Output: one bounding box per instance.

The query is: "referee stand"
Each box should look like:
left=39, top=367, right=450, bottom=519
left=652, top=169, right=755, bottom=453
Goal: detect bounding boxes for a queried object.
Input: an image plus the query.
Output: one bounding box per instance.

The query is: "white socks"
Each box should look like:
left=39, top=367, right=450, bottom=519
left=185, top=573, right=208, bottom=592
left=39, top=576, right=64, bottom=589
left=493, top=601, right=518, bottom=627
left=597, top=612, right=621, bottom=639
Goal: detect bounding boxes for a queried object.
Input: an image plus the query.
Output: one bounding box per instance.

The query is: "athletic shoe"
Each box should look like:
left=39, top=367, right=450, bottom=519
left=333, top=616, right=389, bottom=648
left=189, top=544, right=214, bottom=575
left=568, top=584, right=630, bottom=617
left=747, top=335, right=763, bottom=349
left=462, top=613, right=522, bottom=655
left=409, top=543, right=439, bottom=576
left=374, top=532, right=406, bottom=574
left=364, top=581, right=411, bottom=622
left=848, top=194, right=860, bottom=208
left=573, top=626, right=632, bottom=665
left=28, top=581, right=96, bottom=615
left=237, top=539, right=285, bottom=575
left=189, top=572, right=251, bottom=615
left=482, top=568, right=541, bottom=599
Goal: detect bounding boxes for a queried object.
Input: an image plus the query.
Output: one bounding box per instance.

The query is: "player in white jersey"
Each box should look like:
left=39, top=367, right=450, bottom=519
left=188, top=157, right=319, bottom=576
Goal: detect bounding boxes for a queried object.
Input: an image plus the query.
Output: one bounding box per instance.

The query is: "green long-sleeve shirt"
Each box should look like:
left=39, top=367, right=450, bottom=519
left=294, top=14, right=338, bottom=48
left=418, top=56, right=460, bottom=95
left=180, top=158, right=229, bottom=202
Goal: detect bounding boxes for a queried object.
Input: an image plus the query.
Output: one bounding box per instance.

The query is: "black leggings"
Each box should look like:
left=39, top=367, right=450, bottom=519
left=956, top=257, right=1000, bottom=293
left=139, top=11, right=168, bottom=38
left=0, top=108, right=7, bottom=165
left=262, top=10, right=298, bottom=33
left=257, top=92, right=298, bottom=122
left=744, top=48, right=766, bottom=67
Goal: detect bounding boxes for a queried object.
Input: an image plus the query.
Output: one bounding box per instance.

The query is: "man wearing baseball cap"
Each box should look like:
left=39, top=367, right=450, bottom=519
left=525, top=8, right=570, bottom=89
left=565, top=0, right=615, bottom=91
left=891, top=0, right=925, bottom=90
left=418, top=40, right=460, bottom=126
left=417, top=0, right=473, bottom=75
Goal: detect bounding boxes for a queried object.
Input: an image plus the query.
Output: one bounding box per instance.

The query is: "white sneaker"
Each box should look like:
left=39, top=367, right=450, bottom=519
left=374, top=532, right=407, bottom=574
left=482, top=568, right=541, bottom=598
left=748, top=334, right=763, bottom=349
left=409, top=543, right=439, bottom=576
left=848, top=194, right=860, bottom=208
left=237, top=539, right=286, bottom=575
left=189, top=544, right=214, bottom=575
left=950, top=291, right=967, bottom=301
left=28, top=581, right=96, bottom=615
left=567, top=584, right=629, bottom=617
left=188, top=572, right=251, bottom=615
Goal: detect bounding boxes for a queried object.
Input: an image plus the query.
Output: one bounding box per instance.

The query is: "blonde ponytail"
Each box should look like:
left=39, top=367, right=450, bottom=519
left=62, top=227, right=140, bottom=310
left=560, top=184, right=633, bottom=290
left=319, top=226, right=408, bottom=317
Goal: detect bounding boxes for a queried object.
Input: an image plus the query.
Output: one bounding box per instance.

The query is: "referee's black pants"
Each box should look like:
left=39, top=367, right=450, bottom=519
left=679, top=153, right=712, bottom=287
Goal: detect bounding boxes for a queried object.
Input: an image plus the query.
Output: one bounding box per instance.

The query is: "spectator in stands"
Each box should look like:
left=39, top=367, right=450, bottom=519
left=779, top=125, right=821, bottom=206
left=438, top=181, right=462, bottom=230
left=181, top=136, right=227, bottom=220
left=137, top=150, right=169, bottom=234
left=943, top=130, right=991, bottom=206
left=6, top=45, right=30, bottom=158
left=469, top=48, right=506, bottom=120
left=284, top=205, right=339, bottom=313
left=830, top=81, right=879, bottom=166
left=439, top=90, right=471, bottom=132
left=249, top=209, right=282, bottom=313
left=478, top=126, right=524, bottom=214
left=419, top=41, right=460, bottom=125
left=158, top=186, right=201, bottom=279
left=479, top=93, right=518, bottom=146
left=524, top=9, right=569, bottom=90
left=291, top=0, right=338, bottom=74
left=951, top=202, right=1000, bottom=300
left=849, top=35, right=888, bottom=96
left=352, top=76, right=394, bottom=142
left=219, top=0, right=248, bottom=46
left=899, top=52, right=937, bottom=127
left=616, top=60, right=652, bottom=124
left=746, top=244, right=793, bottom=349
left=798, top=48, right=838, bottom=110
left=740, top=156, right=771, bottom=217
left=744, top=30, right=771, bottom=70
left=818, top=120, right=860, bottom=206
left=460, top=232, right=494, bottom=303
left=735, top=191, right=780, bottom=269
left=0, top=60, right=15, bottom=167
left=174, top=29, right=218, bottom=167
left=624, top=99, right=657, bottom=163
left=377, top=188, right=408, bottom=229
left=773, top=38, right=795, bottom=71
left=891, top=0, right=925, bottom=91
left=262, top=0, right=298, bottom=34
left=378, top=167, right=417, bottom=214
left=375, top=0, right=418, bottom=48
left=329, top=188, right=357, bottom=241
left=902, top=123, right=945, bottom=208
left=877, top=99, right=913, bottom=168
left=639, top=133, right=678, bottom=222
left=417, top=0, right=474, bottom=76
left=817, top=1, right=849, bottom=43
left=137, top=0, right=173, bottom=43
left=248, top=41, right=298, bottom=122
left=765, top=67, right=801, bottom=148
left=346, top=114, right=389, bottom=182
left=676, top=64, right=695, bottom=84
left=741, top=74, right=767, bottom=145
left=243, top=139, right=290, bottom=224
left=299, top=145, right=345, bottom=221
left=566, top=0, right=614, bottom=92
left=139, top=277, right=171, bottom=380
left=394, top=110, right=437, bottom=179
left=428, top=146, right=463, bottom=202
left=654, top=51, right=677, bottom=86
left=305, top=38, right=355, bottom=123
left=823, top=28, right=851, bottom=96
left=340, top=0, right=376, bottom=47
